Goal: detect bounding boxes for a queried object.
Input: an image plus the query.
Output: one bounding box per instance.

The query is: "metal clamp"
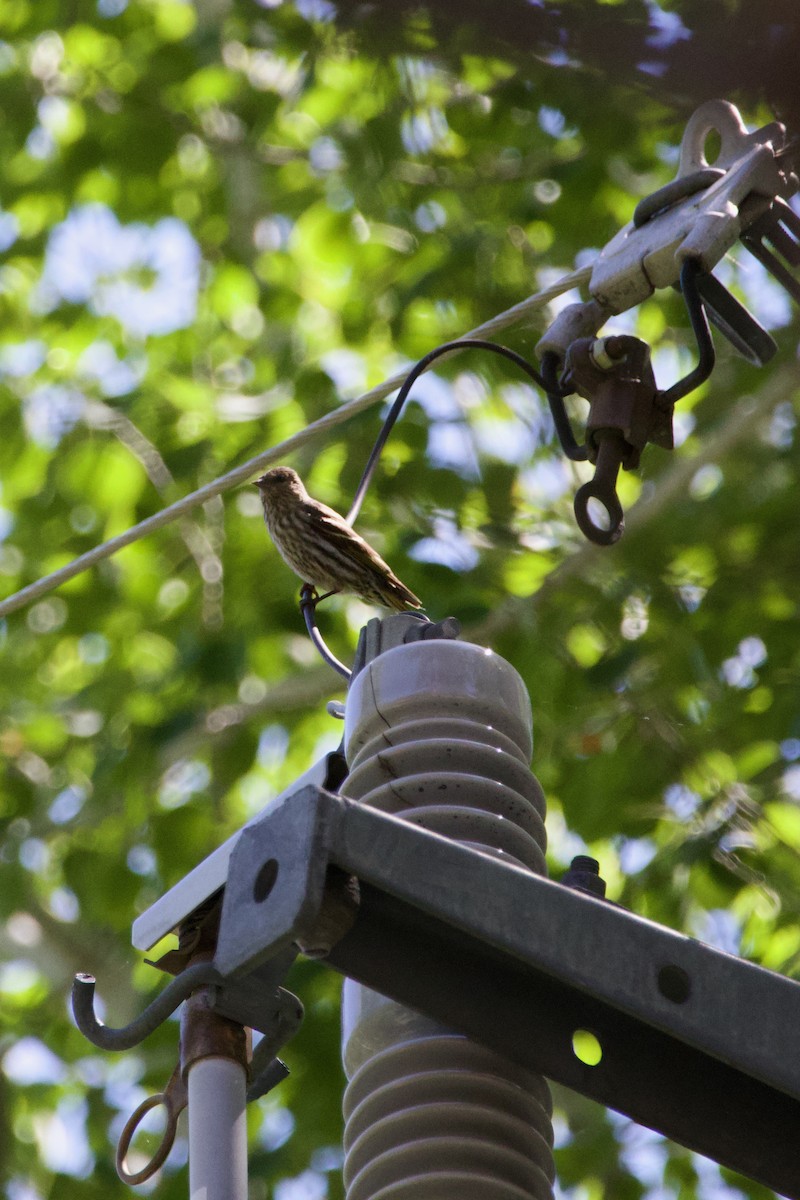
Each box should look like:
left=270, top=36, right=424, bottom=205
left=589, top=99, right=797, bottom=313
left=561, top=332, right=666, bottom=544
left=544, top=258, right=721, bottom=544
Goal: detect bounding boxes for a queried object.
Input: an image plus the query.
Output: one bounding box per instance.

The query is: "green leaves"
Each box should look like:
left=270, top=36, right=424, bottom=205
left=0, top=2, right=797, bottom=1197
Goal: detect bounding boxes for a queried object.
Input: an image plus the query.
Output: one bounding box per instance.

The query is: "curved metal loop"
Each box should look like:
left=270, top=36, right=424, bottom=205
left=299, top=584, right=352, bottom=681
left=347, top=338, right=559, bottom=527
left=72, top=963, right=221, bottom=1052
left=573, top=433, right=626, bottom=546
left=573, top=479, right=625, bottom=546
left=116, top=1063, right=187, bottom=1185
left=633, top=168, right=725, bottom=229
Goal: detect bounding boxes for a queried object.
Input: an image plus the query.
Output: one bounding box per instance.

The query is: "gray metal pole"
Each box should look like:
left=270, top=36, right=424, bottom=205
left=188, top=1057, right=248, bottom=1200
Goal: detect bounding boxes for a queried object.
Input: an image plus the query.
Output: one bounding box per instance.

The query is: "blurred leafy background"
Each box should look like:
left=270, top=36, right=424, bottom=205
left=0, top=0, right=799, bottom=1197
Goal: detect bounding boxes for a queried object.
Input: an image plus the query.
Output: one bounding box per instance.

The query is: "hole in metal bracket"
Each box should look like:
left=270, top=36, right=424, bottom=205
left=657, top=963, right=691, bottom=1004
left=253, top=858, right=279, bottom=904
left=572, top=1028, right=603, bottom=1066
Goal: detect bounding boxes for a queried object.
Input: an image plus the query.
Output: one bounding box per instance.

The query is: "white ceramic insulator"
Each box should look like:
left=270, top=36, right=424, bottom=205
left=341, top=639, right=555, bottom=1200
left=343, top=641, right=547, bottom=873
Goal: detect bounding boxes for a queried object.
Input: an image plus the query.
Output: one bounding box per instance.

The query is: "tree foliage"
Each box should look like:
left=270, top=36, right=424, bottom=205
left=0, top=1, right=798, bottom=1197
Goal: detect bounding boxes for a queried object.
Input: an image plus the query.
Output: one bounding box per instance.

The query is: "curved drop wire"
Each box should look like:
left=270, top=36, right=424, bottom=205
left=347, top=337, right=576, bottom=525
left=306, top=337, right=573, bottom=680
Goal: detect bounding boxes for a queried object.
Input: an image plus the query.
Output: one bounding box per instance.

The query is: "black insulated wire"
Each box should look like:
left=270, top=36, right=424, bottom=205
left=659, top=258, right=716, bottom=408
left=347, top=337, right=562, bottom=526
left=540, top=351, right=590, bottom=462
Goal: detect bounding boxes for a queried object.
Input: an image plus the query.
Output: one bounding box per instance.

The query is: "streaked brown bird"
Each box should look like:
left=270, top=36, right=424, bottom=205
left=254, top=466, right=422, bottom=611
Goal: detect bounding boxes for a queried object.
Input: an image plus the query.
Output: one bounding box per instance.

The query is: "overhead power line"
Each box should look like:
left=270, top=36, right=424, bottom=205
left=0, top=265, right=591, bottom=621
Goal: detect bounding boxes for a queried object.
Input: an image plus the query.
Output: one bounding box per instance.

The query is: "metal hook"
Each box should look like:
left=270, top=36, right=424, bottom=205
left=116, top=1062, right=188, bottom=1185
left=71, top=963, right=221, bottom=1052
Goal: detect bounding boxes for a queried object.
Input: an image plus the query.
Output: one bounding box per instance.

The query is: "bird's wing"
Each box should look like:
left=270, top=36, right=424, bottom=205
left=297, top=501, right=389, bottom=568
left=297, top=499, right=421, bottom=610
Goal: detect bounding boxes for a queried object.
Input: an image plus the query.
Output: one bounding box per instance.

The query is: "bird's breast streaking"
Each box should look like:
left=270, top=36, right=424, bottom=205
left=254, top=466, right=421, bottom=611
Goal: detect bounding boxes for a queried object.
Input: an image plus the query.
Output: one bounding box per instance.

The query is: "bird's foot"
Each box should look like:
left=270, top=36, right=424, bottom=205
left=299, top=584, right=338, bottom=614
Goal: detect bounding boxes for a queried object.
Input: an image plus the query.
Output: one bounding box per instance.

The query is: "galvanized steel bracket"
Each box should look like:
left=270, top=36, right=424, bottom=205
left=208, top=784, right=800, bottom=1198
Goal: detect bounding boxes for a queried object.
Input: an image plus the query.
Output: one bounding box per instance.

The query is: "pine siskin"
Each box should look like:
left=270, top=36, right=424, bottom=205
left=254, top=466, right=422, bottom=611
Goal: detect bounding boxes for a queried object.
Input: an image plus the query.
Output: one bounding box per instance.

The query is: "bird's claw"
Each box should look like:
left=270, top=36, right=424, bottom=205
left=299, top=584, right=338, bottom=614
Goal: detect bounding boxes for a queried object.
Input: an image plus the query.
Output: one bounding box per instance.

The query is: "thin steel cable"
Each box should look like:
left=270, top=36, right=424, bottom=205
left=0, top=265, right=591, bottom=621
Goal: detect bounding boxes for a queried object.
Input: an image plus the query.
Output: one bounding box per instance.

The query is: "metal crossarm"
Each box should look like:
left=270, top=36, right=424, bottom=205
left=217, top=785, right=800, bottom=1198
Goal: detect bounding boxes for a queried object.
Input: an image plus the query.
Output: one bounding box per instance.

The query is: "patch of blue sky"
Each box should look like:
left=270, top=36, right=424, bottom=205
left=501, top=382, right=553, bottom=438
left=35, top=1097, right=94, bottom=1177
left=275, top=1170, right=328, bottom=1200
left=618, top=837, right=657, bottom=875
left=664, top=782, right=700, bottom=818
left=3, top=1037, right=67, bottom=1085
left=401, top=107, right=449, bottom=156
left=39, top=204, right=201, bottom=338
left=519, top=457, right=570, bottom=504
left=614, top=1115, right=668, bottom=1188
left=411, top=372, right=462, bottom=420
left=644, top=0, right=691, bottom=50
left=691, top=908, right=741, bottom=955
left=692, top=1153, right=750, bottom=1199
left=48, top=784, right=87, bottom=824
left=414, top=201, right=447, bottom=232
left=766, top=400, right=795, bottom=449
left=650, top=344, right=687, bottom=398
left=258, top=1103, right=295, bottom=1150
left=157, top=758, right=211, bottom=809
left=536, top=267, right=584, bottom=320
left=410, top=516, right=479, bottom=572
left=537, top=105, right=577, bottom=140
left=734, top=253, right=793, bottom=329
left=37, top=95, right=72, bottom=139
left=782, top=764, right=800, bottom=800
left=720, top=635, right=766, bottom=689
left=321, top=348, right=367, bottom=395
left=78, top=340, right=146, bottom=397
left=24, top=384, right=85, bottom=448
left=0, top=207, right=18, bottom=251
left=127, top=844, right=157, bottom=876
left=311, top=1147, right=343, bottom=1172
left=258, top=723, right=290, bottom=769
left=7, top=1181, right=42, bottom=1200
left=309, top=135, right=343, bottom=174
left=295, top=0, right=336, bottom=20
left=26, top=125, right=56, bottom=160
left=780, top=738, right=800, bottom=762
left=473, top=414, right=538, bottom=464
left=574, top=246, right=600, bottom=270
left=426, top=421, right=480, bottom=477
left=48, top=886, right=79, bottom=922
left=0, top=339, right=46, bottom=377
